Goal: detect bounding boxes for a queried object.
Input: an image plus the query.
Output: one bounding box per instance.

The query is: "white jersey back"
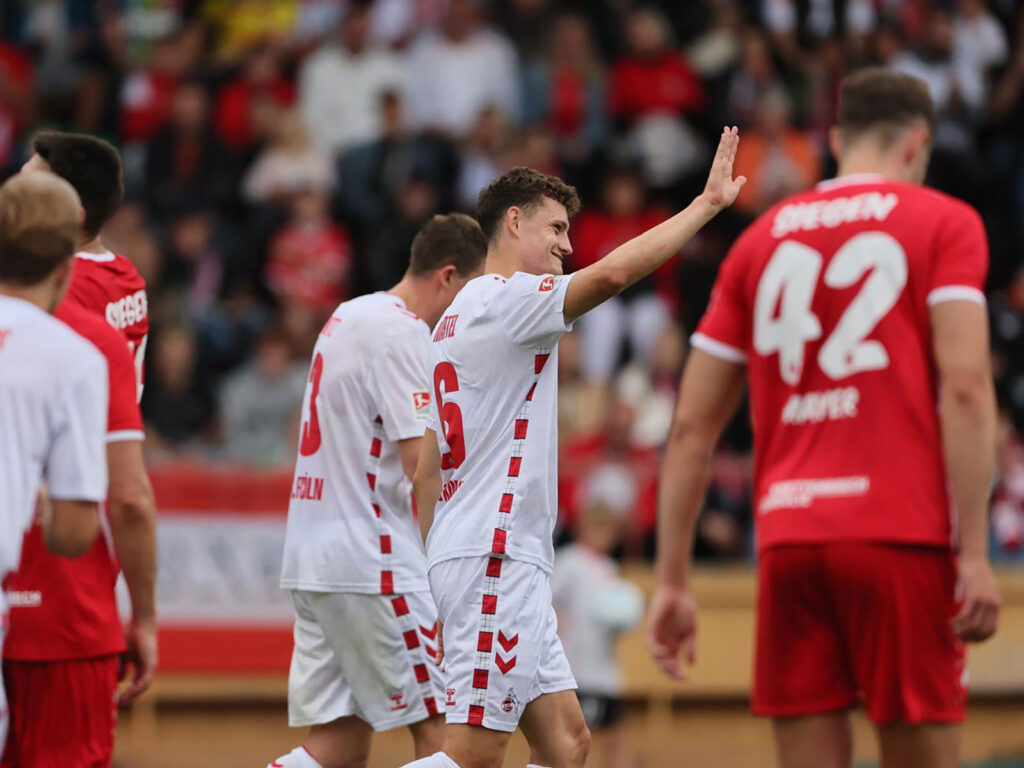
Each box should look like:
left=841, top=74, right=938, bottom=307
left=0, top=296, right=108, bottom=614
left=425, top=272, right=574, bottom=573
left=281, top=293, right=433, bottom=595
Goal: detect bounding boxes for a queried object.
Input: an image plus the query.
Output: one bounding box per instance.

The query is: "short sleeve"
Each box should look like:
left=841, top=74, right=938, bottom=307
left=495, top=272, right=575, bottom=348
left=927, top=202, right=988, bottom=308
left=103, top=328, right=145, bottom=441
left=370, top=327, right=431, bottom=442
left=46, top=354, right=109, bottom=501
left=692, top=239, right=750, bottom=364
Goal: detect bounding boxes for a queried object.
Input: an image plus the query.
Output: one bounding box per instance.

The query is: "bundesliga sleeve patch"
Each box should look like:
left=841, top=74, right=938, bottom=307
left=538, top=276, right=555, bottom=292
left=413, top=391, right=431, bottom=419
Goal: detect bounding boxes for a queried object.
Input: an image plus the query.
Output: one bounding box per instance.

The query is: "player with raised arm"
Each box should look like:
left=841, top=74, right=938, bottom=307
left=0, top=173, right=107, bottom=754
left=404, top=129, right=744, bottom=768
left=649, top=69, right=1000, bottom=768
left=2, top=133, right=157, bottom=768
left=269, top=215, right=487, bottom=768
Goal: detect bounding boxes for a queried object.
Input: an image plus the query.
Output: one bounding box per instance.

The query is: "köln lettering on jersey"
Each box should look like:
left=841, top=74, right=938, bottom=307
left=438, top=479, right=463, bottom=503
left=105, top=289, right=148, bottom=330
left=771, top=192, right=899, bottom=238
left=781, top=386, right=859, bottom=425
left=433, top=314, right=459, bottom=342
left=292, top=473, right=325, bottom=501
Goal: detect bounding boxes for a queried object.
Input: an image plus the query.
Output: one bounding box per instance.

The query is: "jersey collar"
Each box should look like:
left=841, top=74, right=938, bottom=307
left=74, top=249, right=116, bottom=262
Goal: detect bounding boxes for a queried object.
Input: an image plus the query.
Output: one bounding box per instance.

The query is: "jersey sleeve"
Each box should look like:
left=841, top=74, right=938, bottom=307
left=46, top=352, right=109, bottom=501
left=370, top=328, right=431, bottom=442
left=692, top=238, right=750, bottom=363
left=927, top=201, right=989, bottom=307
left=495, top=272, right=575, bottom=348
left=101, top=327, right=145, bottom=442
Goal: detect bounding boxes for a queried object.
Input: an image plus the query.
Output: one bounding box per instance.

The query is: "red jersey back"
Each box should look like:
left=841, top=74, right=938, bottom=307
left=66, top=250, right=149, bottom=399
left=695, top=175, right=988, bottom=552
left=3, top=301, right=143, bottom=660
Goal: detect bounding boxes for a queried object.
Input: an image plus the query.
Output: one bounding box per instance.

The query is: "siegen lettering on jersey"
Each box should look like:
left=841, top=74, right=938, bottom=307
left=5, top=590, right=42, bottom=607
left=771, top=192, right=899, bottom=238
left=292, top=474, right=324, bottom=501
left=438, top=479, right=463, bottom=503
left=781, top=386, right=859, bottom=425
left=760, top=476, right=870, bottom=513
left=105, top=289, right=148, bottom=330
left=433, top=314, right=458, bottom=342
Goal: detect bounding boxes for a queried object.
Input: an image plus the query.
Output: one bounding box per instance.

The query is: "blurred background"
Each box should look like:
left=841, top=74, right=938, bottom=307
left=2, top=0, right=1023, bottom=765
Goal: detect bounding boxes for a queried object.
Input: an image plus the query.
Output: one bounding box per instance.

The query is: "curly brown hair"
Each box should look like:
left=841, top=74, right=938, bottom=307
left=477, top=167, right=581, bottom=246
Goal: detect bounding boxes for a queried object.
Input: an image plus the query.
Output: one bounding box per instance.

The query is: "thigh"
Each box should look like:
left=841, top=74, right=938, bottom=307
left=1, top=656, right=118, bottom=768
left=754, top=546, right=857, bottom=718
left=287, top=590, right=355, bottom=728
left=827, top=545, right=966, bottom=726
left=429, top=556, right=561, bottom=734
left=315, top=591, right=441, bottom=731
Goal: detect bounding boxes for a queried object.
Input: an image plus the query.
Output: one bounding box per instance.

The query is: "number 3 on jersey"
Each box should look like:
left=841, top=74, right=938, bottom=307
left=433, top=362, right=466, bottom=469
left=299, top=353, right=324, bottom=456
left=754, top=231, right=908, bottom=385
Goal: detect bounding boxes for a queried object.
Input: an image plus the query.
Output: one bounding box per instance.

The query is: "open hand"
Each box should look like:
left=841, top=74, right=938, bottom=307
left=117, top=618, right=158, bottom=704
left=646, top=584, right=698, bottom=681
left=701, top=126, right=746, bottom=212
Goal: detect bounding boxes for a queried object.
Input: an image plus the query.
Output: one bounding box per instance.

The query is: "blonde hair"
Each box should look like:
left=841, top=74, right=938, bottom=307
left=0, top=173, right=82, bottom=285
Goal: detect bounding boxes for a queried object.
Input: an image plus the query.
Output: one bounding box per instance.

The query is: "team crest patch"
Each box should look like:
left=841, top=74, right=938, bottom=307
left=538, top=276, right=555, bottom=292
left=501, top=688, right=520, bottom=714
left=446, top=687, right=457, bottom=707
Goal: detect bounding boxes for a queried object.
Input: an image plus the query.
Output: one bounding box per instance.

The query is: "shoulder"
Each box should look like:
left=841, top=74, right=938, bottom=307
left=912, top=186, right=983, bottom=229
left=38, top=308, right=107, bottom=377
left=54, top=302, right=126, bottom=362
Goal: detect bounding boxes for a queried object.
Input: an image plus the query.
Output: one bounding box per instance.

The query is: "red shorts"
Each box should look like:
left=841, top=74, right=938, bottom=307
left=753, top=543, right=966, bottom=725
left=0, top=656, right=118, bottom=768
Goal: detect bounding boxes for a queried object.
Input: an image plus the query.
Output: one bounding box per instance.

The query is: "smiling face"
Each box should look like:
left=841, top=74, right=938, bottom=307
left=514, top=196, right=572, bottom=276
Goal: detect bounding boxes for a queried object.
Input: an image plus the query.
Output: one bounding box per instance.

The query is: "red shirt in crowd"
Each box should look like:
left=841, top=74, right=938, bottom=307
left=608, top=52, right=705, bottom=122
left=267, top=221, right=353, bottom=313
left=694, top=175, right=989, bottom=552
left=214, top=77, right=295, bottom=148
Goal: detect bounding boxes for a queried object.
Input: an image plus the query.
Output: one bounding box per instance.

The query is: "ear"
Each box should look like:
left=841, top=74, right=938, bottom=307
left=903, top=124, right=930, bottom=166
left=506, top=206, right=521, bottom=239
left=438, top=263, right=458, bottom=286
left=828, top=126, right=843, bottom=163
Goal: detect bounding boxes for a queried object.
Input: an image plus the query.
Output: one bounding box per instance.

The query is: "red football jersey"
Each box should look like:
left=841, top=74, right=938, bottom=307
left=695, top=175, right=988, bottom=552
left=3, top=301, right=143, bottom=660
left=65, top=250, right=149, bottom=400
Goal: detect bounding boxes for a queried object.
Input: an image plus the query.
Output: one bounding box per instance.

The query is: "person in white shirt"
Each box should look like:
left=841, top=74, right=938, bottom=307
left=269, top=214, right=487, bottom=768
left=299, top=3, right=405, bottom=157
left=405, top=129, right=744, bottom=768
left=0, top=172, right=107, bottom=752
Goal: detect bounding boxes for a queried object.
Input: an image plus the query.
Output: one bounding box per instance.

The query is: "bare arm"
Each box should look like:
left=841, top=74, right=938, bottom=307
left=107, top=440, right=157, bottom=624
left=46, top=499, right=101, bottom=557
left=648, top=349, right=746, bottom=679
left=398, top=436, right=423, bottom=482
left=563, top=128, right=746, bottom=324
left=413, top=429, right=442, bottom=544
left=931, top=300, right=1001, bottom=641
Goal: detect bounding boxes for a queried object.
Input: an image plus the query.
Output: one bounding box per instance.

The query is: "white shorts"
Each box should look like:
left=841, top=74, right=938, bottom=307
left=429, top=556, right=576, bottom=733
left=287, top=590, right=444, bottom=731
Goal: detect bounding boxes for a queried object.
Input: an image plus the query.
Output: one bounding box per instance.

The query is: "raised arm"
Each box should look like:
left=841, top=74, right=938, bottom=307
left=563, top=128, right=746, bottom=324
left=931, top=299, right=1000, bottom=642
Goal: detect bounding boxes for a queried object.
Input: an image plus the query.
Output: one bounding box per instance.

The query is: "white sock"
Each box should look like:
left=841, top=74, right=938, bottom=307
left=527, top=764, right=552, bottom=768
left=267, top=746, right=323, bottom=768
left=400, top=751, right=460, bottom=768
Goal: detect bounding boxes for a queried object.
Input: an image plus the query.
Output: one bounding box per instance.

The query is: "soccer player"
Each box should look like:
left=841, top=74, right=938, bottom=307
left=649, top=69, right=1001, bottom=768
left=406, top=129, right=744, bottom=768
left=0, top=173, right=107, bottom=754
left=270, top=214, right=488, bottom=768
left=2, top=133, right=158, bottom=767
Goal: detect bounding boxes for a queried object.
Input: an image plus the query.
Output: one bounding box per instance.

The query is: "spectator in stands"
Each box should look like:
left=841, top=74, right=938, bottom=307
left=520, top=13, right=608, bottom=175
left=298, top=1, right=404, bottom=158
left=218, top=325, right=307, bottom=467
left=214, top=42, right=295, bottom=150
left=142, top=325, right=216, bottom=455
left=572, top=164, right=673, bottom=382
left=265, top=188, right=353, bottom=316
left=455, top=106, right=508, bottom=210
left=404, top=0, right=519, bottom=138
left=731, top=87, right=820, bottom=217
left=953, top=0, right=1009, bottom=77
left=120, top=31, right=197, bottom=145
left=242, top=109, right=333, bottom=207
left=144, top=80, right=236, bottom=223
left=726, top=27, right=784, bottom=130
left=617, top=322, right=687, bottom=448
left=0, top=17, right=35, bottom=170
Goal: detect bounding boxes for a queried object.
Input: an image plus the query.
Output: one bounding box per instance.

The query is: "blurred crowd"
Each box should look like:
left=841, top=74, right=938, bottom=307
left=2, top=0, right=1023, bottom=560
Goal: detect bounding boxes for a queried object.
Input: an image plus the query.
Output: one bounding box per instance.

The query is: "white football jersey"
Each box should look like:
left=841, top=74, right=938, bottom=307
left=280, top=293, right=434, bottom=595
left=0, top=295, right=108, bottom=615
left=425, top=271, right=574, bottom=573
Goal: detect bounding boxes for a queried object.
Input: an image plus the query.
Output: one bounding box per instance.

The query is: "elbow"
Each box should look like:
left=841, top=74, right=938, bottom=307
left=666, top=413, right=716, bottom=464
left=941, top=369, right=995, bottom=412
left=600, top=265, right=631, bottom=296
left=108, top=481, right=157, bottom=530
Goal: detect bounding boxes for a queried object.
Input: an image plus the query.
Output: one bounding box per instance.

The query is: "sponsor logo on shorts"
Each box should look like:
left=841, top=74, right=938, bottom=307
left=501, top=688, right=520, bottom=714
left=389, top=691, right=407, bottom=711
left=446, top=687, right=457, bottom=707
left=538, top=276, right=555, bottom=292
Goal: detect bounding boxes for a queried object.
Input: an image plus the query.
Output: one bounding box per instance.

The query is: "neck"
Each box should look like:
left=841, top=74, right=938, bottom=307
left=835, top=147, right=908, bottom=183
left=484, top=246, right=520, bottom=279
left=0, top=282, right=57, bottom=313
left=388, top=274, right=432, bottom=324
left=78, top=235, right=107, bottom=255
